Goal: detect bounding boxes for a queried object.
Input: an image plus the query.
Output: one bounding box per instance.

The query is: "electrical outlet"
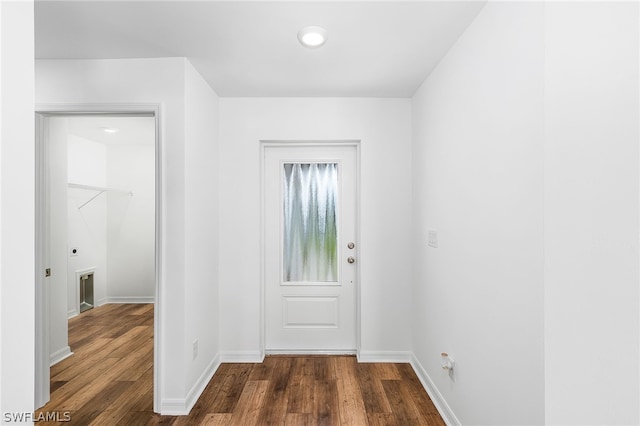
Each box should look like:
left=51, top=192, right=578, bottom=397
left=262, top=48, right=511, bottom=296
left=441, top=352, right=455, bottom=381
left=192, top=339, right=198, bottom=360
left=427, top=229, right=438, bottom=248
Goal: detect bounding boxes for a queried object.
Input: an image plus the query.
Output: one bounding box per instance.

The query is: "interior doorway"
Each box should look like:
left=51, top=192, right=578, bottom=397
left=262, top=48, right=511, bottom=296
left=35, top=109, right=161, bottom=411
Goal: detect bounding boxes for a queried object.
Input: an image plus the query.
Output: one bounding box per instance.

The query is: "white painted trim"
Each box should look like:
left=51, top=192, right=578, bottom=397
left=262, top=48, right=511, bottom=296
left=36, top=104, right=158, bottom=117
left=49, top=346, right=73, bottom=367
left=160, top=353, right=222, bottom=415
left=34, top=113, right=51, bottom=409
left=355, top=144, right=362, bottom=357
left=158, top=399, right=187, bottom=416
left=266, top=349, right=357, bottom=356
left=410, top=354, right=460, bottom=426
left=357, top=350, right=412, bottom=363
left=153, top=105, right=163, bottom=414
left=259, top=140, right=362, bottom=356
left=34, top=103, right=163, bottom=413
left=73, top=297, right=155, bottom=315
left=219, top=351, right=265, bottom=363
left=98, top=297, right=155, bottom=304
left=178, top=354, right=221, bottom=415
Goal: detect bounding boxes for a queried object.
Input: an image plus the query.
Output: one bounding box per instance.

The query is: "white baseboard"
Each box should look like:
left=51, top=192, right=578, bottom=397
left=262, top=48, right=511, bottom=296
left=266, top=349, right=357, bottom=356
left=160, top=353, right=221, bottom=415
left=410, top=354, right=460, bottom=426
left=98, top=296, right=155, bottom=305
left=158, top=399, right=187, bottom=416
left=72, top=297, right=153, bottom=315
left=357, top=350, right=413, bottom=363
left=185, top=354, right=221, bottom=414
left=220, top=350, right=265, bottom=363
left=50, top=346, right=73, bottom=366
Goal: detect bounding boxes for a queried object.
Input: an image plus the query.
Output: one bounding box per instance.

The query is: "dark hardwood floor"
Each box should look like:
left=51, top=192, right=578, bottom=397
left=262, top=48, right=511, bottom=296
left=37, top=304, right=444, bottom=425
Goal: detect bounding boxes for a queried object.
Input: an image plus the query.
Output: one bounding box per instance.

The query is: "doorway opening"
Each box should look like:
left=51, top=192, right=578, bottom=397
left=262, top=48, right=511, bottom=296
left=35, top=109, right=162, bottom=412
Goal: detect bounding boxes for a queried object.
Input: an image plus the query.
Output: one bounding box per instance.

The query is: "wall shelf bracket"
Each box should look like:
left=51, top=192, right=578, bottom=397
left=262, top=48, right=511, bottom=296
left=68, top=182, right=133, bottom=210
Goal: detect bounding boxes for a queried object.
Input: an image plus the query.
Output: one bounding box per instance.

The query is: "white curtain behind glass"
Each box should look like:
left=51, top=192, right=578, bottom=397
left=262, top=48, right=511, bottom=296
left=283, top=163, right=338, bottom=282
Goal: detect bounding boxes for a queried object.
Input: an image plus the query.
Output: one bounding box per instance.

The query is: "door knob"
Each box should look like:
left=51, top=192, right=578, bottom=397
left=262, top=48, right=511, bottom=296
left=347, top=256, right=356, bottom=264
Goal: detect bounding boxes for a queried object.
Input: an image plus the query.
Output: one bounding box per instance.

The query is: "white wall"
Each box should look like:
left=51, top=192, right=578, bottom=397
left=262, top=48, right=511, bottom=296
left=183, top=60, right=220, bottom=396
left=0, top=0, right=35, bottom=421
left=413, top=2, right=640, bottom=425
left=544, top=2, right=639, bottom=424
left=66, top=125, right=156, bottom=310
left=36, top=58, right=221, bottom=414
left=106, top=143, right=155, bottom=303
left=218, top=98, right=413, bottom=359
left=68, top=134, right=107, bottom=315
left=411, top=3, right=545, bottom=424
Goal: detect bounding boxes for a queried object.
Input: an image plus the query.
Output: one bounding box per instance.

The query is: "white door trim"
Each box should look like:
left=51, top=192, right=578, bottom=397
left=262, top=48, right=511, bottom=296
left=259, top=140, right=361, bottom=358
left=34, top=113, right=50, bottom=409
left=34, top=103, right=163, bottom=412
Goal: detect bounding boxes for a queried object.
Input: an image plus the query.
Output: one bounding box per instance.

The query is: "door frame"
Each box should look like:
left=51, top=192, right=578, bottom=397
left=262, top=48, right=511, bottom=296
left=34, top=104, right=163, bottom=412
left=259, top=140, right=362, bottom=357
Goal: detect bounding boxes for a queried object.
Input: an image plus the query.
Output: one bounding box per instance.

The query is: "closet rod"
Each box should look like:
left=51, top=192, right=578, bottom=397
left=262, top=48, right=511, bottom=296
left=68, top=183, right=133, bottom=210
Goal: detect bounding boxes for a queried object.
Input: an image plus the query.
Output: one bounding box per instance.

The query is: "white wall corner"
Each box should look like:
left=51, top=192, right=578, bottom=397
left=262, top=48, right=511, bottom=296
left=67, top=309, right=78, bottom=319
left=219, top=351, right=265, bottom=363
left=410, top=354, right=460, bottom=426
left=49, top=346, right=73, bottom=367
left=357, top=350, right=412, bottom=363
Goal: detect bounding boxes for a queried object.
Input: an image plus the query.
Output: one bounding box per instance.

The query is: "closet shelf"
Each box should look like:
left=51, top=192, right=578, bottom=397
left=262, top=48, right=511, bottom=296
left=68, top=183, right=133, bottom=210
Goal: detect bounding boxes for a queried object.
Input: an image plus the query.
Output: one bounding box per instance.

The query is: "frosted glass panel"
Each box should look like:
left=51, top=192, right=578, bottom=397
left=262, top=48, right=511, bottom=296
left=283, top=163, right=338, bottom=282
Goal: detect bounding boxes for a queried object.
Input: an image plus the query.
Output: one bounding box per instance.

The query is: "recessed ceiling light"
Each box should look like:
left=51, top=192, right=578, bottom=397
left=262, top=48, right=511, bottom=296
left=101, top=127, right=119, bottom=134
left=297, top=26, right=328, bottom=49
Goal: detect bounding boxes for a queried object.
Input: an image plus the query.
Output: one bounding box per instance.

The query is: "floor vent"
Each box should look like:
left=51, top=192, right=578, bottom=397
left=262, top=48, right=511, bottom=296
left=80, top=272, right=94, bottom=313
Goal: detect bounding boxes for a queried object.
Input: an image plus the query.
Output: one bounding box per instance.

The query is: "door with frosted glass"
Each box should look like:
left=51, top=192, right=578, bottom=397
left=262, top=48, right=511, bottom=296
left=264, top=144, right=357, bottom=351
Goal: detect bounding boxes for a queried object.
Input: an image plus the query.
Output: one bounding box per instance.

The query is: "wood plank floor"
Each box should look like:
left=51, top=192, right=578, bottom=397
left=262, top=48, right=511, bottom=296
left=37, top=304, right=444, bottom=425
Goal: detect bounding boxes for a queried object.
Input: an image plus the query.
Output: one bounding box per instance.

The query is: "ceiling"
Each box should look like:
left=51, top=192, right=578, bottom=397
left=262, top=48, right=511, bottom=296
left=68, top=116, right=155, bottom=146
left=35, top=1, right=486, bottom=97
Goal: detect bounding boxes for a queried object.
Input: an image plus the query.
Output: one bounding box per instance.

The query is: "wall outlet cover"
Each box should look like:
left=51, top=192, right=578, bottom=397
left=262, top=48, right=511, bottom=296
left=427, top=229, right=438, bottom=248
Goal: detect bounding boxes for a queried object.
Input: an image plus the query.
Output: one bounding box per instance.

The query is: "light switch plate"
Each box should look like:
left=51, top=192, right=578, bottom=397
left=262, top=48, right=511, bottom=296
left=427, top=229, right=438, bottom=248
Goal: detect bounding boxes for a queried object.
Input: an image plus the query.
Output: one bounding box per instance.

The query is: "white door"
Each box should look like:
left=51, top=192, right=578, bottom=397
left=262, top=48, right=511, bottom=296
left=264, top=143, right=358, bottom=352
